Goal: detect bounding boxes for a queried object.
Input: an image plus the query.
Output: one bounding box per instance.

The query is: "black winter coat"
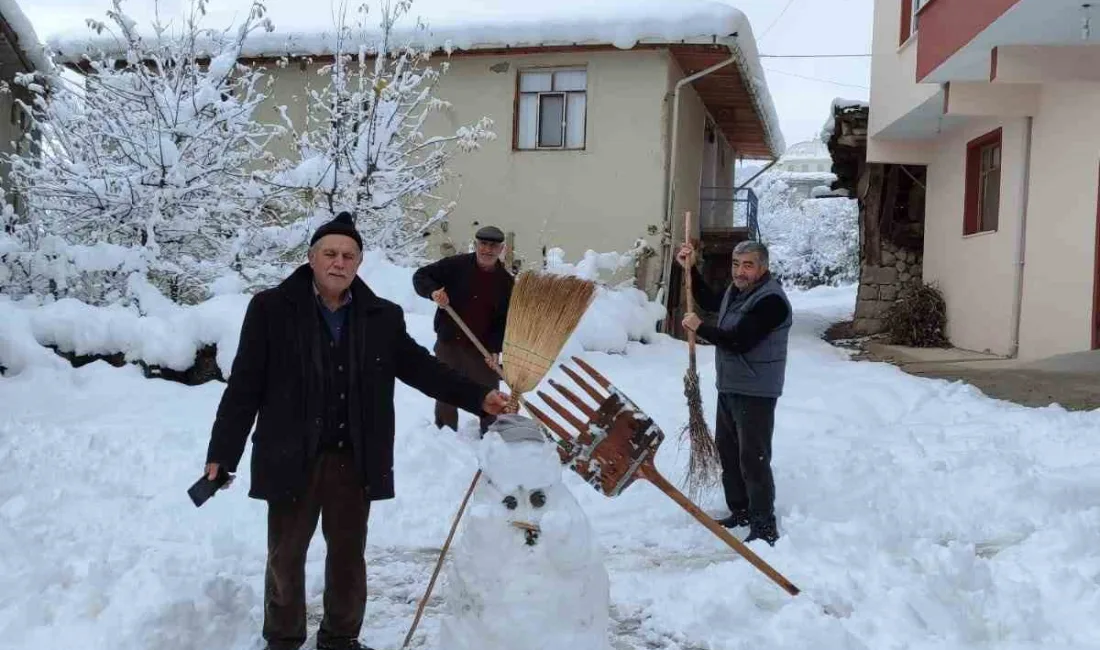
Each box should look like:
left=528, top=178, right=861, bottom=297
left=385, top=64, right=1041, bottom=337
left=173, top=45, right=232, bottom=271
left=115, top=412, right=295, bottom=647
left=205, top=264, right=492, bottom=502
left=411, top=253, right=513, bottom=353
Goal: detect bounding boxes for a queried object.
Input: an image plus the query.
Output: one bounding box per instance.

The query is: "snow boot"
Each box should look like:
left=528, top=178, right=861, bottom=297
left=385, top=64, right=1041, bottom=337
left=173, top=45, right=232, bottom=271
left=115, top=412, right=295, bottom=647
left=716, top=508, right=750, bottom=528
left=744, top=515, right=779, bottom=546
left=315, top=640, right=373, bottom=650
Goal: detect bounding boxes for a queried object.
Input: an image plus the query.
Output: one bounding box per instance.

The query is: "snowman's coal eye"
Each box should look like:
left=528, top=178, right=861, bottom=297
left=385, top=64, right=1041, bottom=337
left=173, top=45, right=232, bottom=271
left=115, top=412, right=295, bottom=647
left=502, top=496, right=518, bottom=510
left=530, top=490, right=546, bottom=508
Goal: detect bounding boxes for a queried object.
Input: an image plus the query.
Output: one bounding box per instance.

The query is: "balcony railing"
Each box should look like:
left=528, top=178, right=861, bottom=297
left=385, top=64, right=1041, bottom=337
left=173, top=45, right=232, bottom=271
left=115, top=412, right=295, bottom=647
left=699, top=186, right=759, bottom=240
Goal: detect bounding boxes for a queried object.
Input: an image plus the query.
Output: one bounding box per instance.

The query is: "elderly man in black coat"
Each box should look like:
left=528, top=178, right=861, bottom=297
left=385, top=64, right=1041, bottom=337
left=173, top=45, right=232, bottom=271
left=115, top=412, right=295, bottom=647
left=202, top=212, right=511, bottom=650
left=412, top=225, right=514, bottom=434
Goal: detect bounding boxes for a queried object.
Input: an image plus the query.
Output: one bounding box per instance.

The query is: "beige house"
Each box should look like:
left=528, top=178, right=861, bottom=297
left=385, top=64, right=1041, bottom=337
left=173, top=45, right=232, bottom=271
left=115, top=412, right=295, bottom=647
left=0, top=0, right=43, bottom=211
left=244, top=7, right=784, bottom=329
left=868, top=0, right=1100, bottom=360
left=44, top=2, right=784, bottom=325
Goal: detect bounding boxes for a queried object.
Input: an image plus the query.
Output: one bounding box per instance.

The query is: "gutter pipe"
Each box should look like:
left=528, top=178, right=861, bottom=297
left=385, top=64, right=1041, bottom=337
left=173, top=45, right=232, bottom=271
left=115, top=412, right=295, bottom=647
left=657, top=46, right=739, bottom=317
left=1008, top=116, right=1034, bottom=358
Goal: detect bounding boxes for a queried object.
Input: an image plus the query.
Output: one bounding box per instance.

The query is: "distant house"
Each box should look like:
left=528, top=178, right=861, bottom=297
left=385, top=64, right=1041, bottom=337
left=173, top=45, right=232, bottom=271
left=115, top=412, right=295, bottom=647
left=867, top=0, right=1100, bottom=360
left=46, top=1, right=785, bottom=327
left=0, top=0, right=44, bottom=211
left=770, top=138, right=838, bottom=199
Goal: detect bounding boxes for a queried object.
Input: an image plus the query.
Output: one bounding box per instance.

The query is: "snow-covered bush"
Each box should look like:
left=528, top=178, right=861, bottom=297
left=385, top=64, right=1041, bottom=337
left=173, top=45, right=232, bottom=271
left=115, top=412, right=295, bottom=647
left=267, top=0, right=496, bottom=264
left=755, top=173, right=859, bottom=288
left=3, top=0, right=291, bottom=306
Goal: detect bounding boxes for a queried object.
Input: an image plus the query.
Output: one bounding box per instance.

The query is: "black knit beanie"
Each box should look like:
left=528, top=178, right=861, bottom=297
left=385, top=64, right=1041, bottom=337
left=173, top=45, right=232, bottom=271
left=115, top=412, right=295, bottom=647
left=310, top=211, right=363, bottom=250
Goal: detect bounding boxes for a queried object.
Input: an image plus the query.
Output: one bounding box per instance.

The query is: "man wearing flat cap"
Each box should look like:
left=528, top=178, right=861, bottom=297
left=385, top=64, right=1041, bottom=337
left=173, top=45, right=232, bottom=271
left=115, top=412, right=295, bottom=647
left=413, top=225, right=514, bottom=434
left=202, top=212, right=512, bottom=650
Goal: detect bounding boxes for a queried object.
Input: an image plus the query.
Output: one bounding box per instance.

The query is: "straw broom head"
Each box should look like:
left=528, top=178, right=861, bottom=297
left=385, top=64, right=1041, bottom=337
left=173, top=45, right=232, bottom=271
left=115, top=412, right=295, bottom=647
left=501, top=271, right=597, bottom=395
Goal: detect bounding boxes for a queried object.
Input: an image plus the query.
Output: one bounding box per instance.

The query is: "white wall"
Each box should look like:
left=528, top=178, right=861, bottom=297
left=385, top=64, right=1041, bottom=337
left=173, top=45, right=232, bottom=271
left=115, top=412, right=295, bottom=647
left=1017, top=83, right=1100, bottom=359
left=869, top=0, right=941, bottom=138
left=922, top=117, right=1028, bottom=356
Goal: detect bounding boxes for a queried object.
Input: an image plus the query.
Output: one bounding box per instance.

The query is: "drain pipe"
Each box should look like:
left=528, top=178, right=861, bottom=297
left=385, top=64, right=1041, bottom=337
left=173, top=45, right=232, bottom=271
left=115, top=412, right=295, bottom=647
left=1008, top=116, right=1034, bottom=358
left=657, top=47, right=740, bottom=317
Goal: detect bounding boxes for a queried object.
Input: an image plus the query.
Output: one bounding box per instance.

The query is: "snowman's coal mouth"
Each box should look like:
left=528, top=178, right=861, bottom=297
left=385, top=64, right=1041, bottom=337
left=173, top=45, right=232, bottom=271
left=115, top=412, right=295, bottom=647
left=511, top=521, right=541, bottom=546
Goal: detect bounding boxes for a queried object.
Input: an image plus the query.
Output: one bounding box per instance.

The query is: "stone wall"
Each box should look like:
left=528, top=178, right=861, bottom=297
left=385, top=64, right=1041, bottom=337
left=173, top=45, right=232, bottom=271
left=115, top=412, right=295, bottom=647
left=854, top=239, right=923, bottom=335
left=823, top=102, right=927, bottom=338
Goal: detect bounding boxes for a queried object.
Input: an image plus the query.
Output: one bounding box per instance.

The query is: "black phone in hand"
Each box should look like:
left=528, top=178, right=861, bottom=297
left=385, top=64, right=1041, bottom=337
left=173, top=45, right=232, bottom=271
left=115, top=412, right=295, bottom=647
left=188, top=467, right=231, bottom=507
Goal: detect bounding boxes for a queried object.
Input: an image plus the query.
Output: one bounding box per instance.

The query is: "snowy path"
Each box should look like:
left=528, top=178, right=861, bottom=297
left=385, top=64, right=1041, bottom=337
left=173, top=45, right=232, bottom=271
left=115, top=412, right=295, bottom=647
left=2, top=285, right=1100, bottom=650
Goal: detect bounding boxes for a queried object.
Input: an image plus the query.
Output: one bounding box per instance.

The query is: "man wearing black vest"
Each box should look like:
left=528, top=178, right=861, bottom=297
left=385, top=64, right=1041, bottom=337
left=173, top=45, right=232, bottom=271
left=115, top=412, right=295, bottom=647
left=412, top=225, right=514, bottom=434
left=202, top=212, right=512, bottom=650
left=678, top=239, right=792, bottom=546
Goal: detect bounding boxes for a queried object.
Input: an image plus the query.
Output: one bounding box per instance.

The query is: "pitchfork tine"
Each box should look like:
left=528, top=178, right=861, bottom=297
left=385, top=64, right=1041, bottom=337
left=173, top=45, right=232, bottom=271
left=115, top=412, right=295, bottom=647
left=536, top=390, right=588, bottom=432
left=570, top=356, right=611, bottom=389
left=522, top=401, right=576, bottom=443
left=548, top=379, right=597, bottom=418
left=561, top=365, right=606, bottom=404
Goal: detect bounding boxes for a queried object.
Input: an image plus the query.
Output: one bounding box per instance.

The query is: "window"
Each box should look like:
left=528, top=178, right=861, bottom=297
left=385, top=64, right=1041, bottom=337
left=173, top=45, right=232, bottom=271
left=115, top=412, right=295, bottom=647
left=515, top=68, right=586, bottom=150
left=900, top=0, right=930, bottom=44
left=964, top=128, right=1002, bottom=235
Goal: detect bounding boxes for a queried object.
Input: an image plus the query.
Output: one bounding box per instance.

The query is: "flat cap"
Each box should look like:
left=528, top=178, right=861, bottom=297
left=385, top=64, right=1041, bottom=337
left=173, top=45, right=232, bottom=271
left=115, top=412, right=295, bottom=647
left=474, top=225, right=505, bottom=243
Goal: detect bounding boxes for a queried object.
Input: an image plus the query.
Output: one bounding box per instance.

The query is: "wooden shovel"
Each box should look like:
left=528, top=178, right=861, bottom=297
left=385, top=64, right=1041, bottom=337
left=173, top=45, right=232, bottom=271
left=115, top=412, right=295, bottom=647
left=524, top=356, right=800, bottom=596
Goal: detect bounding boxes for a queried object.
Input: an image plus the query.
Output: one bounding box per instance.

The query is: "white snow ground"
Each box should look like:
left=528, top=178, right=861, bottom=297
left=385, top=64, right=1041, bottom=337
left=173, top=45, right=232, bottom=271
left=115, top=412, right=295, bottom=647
left=2, top=280, right=1100, bottom=649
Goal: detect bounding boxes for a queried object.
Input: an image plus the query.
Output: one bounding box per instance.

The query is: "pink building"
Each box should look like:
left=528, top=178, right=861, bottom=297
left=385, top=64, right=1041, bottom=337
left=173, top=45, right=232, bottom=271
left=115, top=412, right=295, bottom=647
left=869, top=0, right=1100, bottom=360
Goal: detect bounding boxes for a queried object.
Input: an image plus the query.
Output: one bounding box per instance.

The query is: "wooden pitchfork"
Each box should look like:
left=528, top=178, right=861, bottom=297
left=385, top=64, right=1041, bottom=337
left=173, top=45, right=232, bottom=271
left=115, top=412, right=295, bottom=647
left=523, top=356, right=801, bottom=596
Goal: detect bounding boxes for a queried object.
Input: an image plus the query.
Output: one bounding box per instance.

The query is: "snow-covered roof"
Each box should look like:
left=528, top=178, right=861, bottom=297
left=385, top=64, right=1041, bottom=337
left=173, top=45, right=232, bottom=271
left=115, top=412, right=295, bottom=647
left=0, top=0, right=48, bottom=71
left=39, top=0, right=784, bottom=158
left=781, top=138, right=830, bottom=161
left=821, top=96, right=869, bottom=140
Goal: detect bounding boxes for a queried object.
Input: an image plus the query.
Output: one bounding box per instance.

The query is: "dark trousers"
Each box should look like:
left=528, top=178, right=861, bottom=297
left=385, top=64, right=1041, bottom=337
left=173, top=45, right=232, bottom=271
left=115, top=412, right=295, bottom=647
left=715, top=393, right=777, bottom=519
left=263, top=450, right=370, bottom=650
left=433, top=338, right=498, bottom=433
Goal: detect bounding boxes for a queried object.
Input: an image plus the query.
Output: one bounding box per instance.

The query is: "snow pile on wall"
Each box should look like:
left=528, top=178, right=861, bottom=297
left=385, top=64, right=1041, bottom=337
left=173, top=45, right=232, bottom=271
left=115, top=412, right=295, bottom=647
left=0, top=248, right=666, bottom=377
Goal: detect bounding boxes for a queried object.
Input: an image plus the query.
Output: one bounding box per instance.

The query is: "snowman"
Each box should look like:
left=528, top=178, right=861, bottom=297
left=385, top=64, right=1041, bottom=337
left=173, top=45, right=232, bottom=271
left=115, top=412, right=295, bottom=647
left=439, top=414, right=611, bottom=650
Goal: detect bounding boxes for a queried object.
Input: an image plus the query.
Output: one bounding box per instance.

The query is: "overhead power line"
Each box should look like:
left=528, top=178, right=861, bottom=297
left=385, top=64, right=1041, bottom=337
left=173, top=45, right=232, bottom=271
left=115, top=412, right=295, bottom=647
left=758, top=0, right=798, bottom=41
left=759, top=54, right=872, bottom=59
left=762, top=67, right=870, bottom=90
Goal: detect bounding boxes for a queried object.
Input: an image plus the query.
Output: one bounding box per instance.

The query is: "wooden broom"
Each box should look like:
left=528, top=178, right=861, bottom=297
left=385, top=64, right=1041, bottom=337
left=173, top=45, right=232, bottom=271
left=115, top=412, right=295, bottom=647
left=681, top=211, right=721, bottom=498
left=402, top=270, right=596, bottom=648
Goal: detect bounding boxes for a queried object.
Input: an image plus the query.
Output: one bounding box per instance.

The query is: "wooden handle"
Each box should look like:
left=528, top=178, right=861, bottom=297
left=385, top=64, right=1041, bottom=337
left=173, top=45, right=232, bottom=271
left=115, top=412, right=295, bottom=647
left=442, top=304, right=504, bottom=379
left=402, top=468, right=483, bottom=648
left=683, top=211, right=697, bottom=354
left=640, top=462, right=800, bottom=596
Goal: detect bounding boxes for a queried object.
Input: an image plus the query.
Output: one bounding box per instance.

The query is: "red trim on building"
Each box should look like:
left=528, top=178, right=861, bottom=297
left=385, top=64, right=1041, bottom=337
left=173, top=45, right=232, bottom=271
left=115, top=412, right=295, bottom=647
left=916, top=0, right=1022, bottom=81
left=963, top=128, right=1002, bottom=235
left=899, top=0, right=914, bottom=46
left=1093, top=161, right=1100, bottom=349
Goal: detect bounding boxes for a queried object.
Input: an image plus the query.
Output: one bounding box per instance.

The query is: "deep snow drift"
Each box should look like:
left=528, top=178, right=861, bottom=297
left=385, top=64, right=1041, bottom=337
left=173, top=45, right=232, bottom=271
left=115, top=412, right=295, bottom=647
left=2, top=277, right=1099, bottom=649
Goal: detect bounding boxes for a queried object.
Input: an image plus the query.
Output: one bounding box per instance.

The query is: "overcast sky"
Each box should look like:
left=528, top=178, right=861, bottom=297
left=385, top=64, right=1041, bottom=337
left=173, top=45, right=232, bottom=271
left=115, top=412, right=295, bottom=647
left=22, top=0, right=873, bottom=152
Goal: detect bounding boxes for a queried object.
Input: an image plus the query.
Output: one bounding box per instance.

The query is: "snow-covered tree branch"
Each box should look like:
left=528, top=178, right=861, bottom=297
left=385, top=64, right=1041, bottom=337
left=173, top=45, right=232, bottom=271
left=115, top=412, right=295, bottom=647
left=268, top=0, right=496, bottom=261
left=3, top=0, right=292, bottom=306
left=754, top=172, right=859, bottom=288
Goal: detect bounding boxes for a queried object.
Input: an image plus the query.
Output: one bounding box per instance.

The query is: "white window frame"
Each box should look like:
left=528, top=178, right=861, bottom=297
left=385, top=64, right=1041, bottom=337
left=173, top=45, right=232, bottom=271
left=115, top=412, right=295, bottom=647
left=515, top=67, right=587, bottom=151
left=909, top=0, right=930, bottom=37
